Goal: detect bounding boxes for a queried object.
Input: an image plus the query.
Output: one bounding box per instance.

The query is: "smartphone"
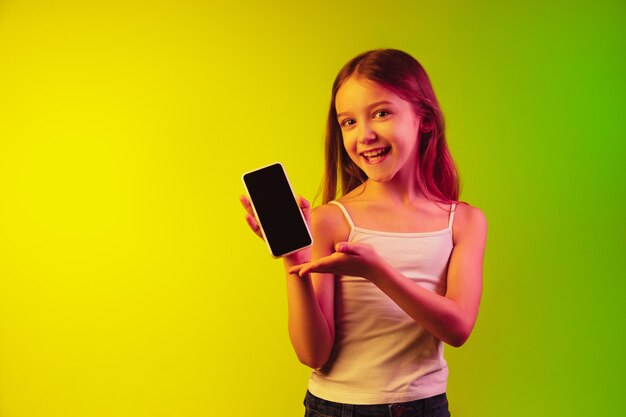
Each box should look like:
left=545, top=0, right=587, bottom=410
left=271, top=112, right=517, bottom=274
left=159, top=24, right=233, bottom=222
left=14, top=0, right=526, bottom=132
left=242, top=163, right=313, bottom=258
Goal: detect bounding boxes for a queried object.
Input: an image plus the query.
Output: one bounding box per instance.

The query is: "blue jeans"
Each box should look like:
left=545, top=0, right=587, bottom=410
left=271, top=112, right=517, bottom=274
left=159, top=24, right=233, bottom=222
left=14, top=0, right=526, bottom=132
left=304, top=390, right=451, bottom=417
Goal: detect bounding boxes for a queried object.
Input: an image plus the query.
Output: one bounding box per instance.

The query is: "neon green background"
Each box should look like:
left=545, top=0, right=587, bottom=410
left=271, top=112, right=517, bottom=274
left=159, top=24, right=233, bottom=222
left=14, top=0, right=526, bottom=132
left=1, top=1, right=624, bottom=416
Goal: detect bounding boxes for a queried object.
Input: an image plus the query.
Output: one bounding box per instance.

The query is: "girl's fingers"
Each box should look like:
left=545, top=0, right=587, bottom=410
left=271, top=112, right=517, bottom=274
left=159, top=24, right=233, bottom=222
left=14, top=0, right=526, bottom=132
left=240, top=195, right=264, bottom=239
left=240, top=195, right=254, bottom=215
left=288, top=261, right=318, bottom=277
left=298, top=265, right=318, bottom=277
left=297, top=257, right=336, bottom=276
left=296, top=195, right=311, bottom=224
left=296, top=195, right=310, bottom=208
left=335, top=242, right=361, bottom=255
left=245, top=214, right=263, bottom=238
left=288, top=264, right=309, bottom=276
left=287, top=265, right=303, bottom=275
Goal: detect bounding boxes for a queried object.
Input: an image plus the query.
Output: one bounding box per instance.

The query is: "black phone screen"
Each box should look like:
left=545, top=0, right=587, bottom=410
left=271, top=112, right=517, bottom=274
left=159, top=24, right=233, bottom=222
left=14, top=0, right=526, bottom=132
left=243, top=163, right=312, bottom=257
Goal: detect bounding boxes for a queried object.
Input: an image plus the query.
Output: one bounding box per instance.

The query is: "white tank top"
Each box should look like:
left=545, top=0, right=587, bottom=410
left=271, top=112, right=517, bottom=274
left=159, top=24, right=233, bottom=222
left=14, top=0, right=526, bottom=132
left=307, top=200, right=457, bottom=404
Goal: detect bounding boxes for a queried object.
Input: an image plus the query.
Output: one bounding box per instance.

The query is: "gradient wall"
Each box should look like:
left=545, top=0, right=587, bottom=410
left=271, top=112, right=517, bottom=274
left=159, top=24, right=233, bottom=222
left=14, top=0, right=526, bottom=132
left=1, top=1, right=624, bottom=416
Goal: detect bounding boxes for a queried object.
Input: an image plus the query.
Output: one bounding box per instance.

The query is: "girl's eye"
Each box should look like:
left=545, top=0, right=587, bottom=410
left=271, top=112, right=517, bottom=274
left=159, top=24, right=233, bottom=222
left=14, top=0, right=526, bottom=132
left=341, top=119, right=356, bottom=127
left=374, top=110, right=389, bottom=118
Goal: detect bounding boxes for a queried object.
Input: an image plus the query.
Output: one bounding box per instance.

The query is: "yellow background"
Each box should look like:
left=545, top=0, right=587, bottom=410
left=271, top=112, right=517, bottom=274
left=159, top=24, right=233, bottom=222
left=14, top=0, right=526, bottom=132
left=2, top=1, right=625, bottom=416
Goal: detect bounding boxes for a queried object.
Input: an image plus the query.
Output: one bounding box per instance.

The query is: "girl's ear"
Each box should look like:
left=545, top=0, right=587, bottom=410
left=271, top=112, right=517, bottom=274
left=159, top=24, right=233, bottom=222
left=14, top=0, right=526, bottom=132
left=420, top=117, right=434, bottom=133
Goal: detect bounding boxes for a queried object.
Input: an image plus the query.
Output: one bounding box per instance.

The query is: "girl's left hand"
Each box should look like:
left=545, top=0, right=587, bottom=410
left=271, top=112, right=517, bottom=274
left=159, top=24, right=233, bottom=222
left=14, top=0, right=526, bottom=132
left=288, top=242, right=385, bottom=281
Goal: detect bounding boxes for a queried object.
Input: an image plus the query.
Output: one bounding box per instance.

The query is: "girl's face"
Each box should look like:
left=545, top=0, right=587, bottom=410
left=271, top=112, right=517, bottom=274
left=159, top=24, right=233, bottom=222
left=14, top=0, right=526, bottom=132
left=335, top=76, right=422, bottom=184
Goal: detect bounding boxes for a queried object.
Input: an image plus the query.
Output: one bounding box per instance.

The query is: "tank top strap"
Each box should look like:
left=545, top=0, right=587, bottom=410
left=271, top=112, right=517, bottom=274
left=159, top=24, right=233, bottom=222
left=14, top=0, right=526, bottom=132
left=328, top=201, right=356, bottom=230
left=448, top=203, right=457, bottom=229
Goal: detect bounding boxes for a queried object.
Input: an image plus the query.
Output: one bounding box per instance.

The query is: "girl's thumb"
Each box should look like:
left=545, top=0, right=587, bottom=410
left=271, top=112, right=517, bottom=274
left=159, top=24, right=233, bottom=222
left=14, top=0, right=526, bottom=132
left=336, top=242, right=358, bottom=254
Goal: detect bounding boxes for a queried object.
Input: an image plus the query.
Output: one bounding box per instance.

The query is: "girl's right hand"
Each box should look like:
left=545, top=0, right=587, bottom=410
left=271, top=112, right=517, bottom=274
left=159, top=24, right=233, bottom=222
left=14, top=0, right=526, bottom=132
left=239, top=194, right=312, bottom=264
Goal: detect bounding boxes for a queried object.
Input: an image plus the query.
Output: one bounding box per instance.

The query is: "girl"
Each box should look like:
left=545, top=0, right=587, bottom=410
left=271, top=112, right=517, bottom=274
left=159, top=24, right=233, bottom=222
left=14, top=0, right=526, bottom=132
left=241, top=49, right=487, bottom=417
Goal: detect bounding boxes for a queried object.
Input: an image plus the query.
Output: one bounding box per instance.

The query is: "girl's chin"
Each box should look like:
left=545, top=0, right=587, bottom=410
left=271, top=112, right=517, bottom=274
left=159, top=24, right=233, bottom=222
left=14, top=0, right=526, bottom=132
left=361, top=168, right=395, bottom=183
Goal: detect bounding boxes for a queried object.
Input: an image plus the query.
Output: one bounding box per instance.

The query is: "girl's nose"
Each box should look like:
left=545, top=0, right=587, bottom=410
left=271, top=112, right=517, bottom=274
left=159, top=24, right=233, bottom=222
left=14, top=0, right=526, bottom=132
left=358, top=125, right=377, bottom=144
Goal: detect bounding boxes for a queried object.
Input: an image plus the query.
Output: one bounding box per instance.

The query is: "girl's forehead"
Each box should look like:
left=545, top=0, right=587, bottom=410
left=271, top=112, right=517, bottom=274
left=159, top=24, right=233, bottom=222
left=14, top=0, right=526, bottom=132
left=335, top=76, right=402, bottom=110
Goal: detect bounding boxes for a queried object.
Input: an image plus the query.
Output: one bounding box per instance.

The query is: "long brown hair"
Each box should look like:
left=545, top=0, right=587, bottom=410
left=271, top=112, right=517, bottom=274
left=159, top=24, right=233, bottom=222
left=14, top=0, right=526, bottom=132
left=321, top=49, right=460, bottom=204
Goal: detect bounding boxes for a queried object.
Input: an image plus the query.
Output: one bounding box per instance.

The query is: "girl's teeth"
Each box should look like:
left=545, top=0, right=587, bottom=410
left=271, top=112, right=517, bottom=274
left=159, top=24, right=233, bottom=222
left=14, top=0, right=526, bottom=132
left=362, top=147, right=390, bottom=161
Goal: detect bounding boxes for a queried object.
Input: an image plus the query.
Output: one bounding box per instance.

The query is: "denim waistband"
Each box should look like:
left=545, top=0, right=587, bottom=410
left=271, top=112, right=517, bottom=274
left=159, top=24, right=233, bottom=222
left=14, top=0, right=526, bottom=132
left=304, top=390, right=448, bottom=417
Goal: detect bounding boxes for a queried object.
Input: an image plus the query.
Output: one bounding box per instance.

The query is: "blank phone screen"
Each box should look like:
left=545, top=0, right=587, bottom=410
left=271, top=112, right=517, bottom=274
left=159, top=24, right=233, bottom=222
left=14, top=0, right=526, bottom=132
left=243, top=163, right=312, bottom=257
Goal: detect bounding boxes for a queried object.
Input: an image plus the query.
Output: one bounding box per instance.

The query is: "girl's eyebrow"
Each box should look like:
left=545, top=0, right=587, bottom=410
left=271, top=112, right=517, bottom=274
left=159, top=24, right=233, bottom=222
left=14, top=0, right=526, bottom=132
left=336, top=100, right=395, bottom=119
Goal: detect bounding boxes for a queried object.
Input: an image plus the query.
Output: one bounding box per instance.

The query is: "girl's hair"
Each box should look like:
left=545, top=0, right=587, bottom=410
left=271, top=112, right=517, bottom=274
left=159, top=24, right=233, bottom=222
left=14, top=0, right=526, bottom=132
left=321, top=49, right=460, bottom=204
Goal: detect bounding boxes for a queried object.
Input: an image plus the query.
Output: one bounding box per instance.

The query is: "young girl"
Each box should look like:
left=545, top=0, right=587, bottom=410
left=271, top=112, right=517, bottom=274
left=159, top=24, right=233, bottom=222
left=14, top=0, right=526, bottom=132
left=241, top=49, right=487, bottom=417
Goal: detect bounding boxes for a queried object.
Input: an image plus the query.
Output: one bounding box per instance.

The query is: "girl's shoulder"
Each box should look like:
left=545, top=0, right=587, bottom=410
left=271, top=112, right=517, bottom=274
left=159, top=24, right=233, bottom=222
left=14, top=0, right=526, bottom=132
left=311, top=201, right=353, bottom=243
left=452, top=201, right=488, bottom=244
left=311, top=202, right=345, bottom=224
left=454, top=201, right=487, bottom=223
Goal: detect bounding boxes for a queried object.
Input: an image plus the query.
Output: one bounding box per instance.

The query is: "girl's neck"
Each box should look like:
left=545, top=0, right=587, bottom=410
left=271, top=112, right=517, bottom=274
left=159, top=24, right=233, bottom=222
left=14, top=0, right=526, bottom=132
left=362, top=175, right=425, bottom=206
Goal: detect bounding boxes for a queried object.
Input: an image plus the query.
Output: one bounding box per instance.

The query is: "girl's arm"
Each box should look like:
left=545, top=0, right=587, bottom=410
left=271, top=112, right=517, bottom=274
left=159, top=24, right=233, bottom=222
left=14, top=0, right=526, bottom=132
left=369, top=204, right=486, bottom=347
left=241, top=196, right=339, bottom=368
left=283, top=214, right=334, bottom=368
left=290, top=204, right=487, bottom=348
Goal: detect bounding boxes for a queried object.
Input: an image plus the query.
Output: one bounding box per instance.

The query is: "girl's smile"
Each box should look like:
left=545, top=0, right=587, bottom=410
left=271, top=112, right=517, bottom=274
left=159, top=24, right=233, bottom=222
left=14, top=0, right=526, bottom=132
left=361, top=146, right=391, bottom=164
